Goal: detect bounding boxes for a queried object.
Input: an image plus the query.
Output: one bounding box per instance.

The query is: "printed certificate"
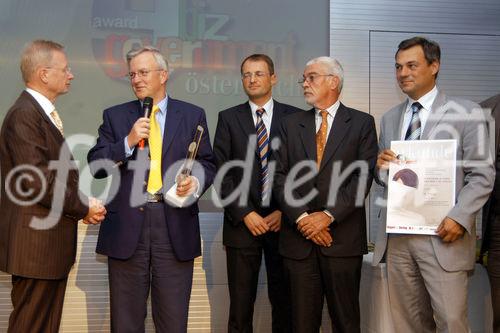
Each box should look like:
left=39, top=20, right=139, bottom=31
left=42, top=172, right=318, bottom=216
left=386, top=140, right=456, bottom=235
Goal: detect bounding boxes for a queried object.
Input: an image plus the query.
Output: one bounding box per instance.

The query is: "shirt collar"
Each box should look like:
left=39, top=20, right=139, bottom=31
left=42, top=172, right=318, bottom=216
left=249, top=98, right=274, bottom=115
left=406, top=85, right=438, bottom=113
left=25, top=88, right=55, bottom=116
left=156, top=95, right=168, bottom=115
left=315, top=100, right=340, bottom=117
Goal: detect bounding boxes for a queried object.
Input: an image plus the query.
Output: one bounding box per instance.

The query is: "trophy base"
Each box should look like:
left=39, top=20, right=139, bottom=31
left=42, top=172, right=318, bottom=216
left=164, top=183, right=191, bottom=207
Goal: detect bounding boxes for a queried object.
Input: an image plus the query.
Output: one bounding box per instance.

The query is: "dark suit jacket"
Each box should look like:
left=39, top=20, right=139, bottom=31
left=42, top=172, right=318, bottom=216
left=0, top=91, right=88, bottom=279
left=87, top=97, right=216, bottom=261
left=481, top=93, right=500, bottom=256
left=273, top=104, right=378, bottom=260
left=213, top=100, right=302, bottom=248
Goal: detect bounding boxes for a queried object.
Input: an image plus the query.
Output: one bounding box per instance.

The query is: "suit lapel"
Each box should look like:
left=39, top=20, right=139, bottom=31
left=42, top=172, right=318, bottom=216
left=319, top=103, right=351, bottom=171
left=270, top=100, right=284, bottom=139
left=22, top=91, right=64, bottom=143
left=128, top=100, right=142, bottom=128
left=162, top=98, right=183, bottom=157
left=236, top=102, right=257, bottom=138
left=395, top=102, right=407, bottom=142
left=421, top=92, right=448, bottom=140
left=299, top=109, right=317, bottom=161
left=235, top=103, right=260, bottom=157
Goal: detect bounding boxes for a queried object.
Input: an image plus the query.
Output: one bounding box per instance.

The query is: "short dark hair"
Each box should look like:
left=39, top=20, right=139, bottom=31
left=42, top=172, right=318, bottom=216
left=396, top=36, right=441, bottom=65
left=240, top=54, right=275, bottom=75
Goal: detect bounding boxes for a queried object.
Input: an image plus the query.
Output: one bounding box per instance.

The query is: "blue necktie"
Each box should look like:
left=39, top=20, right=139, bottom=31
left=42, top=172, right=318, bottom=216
left=405, top=102, right=423, bottom=140
left=256, top=108, right=270, bottom=203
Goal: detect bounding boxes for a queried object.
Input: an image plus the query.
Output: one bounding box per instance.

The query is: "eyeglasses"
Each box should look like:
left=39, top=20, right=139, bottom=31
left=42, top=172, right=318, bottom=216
left=242, top=71, right=269, bottom=80
left=128, top=69, right=164, bottom=80
left=46, top=66, right=72, bottom=74
left=298, top=74, right=334, bottom=84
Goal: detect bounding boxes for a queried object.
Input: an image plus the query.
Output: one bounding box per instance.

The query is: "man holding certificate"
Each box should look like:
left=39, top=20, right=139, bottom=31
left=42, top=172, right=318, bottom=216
left=373, top=37, right=494, bottom=332
left=87, top=46, right=216, bottom=332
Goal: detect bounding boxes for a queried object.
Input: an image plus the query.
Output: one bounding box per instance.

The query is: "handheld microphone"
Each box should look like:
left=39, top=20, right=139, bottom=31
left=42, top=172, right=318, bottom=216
left=138, top=97, right=153, bottom=150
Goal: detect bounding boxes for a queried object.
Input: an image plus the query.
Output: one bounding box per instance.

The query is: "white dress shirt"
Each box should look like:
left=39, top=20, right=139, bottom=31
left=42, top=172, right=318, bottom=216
left=400, top=86, right=438, bottom=140
left=249, top=98, right=274, bottom=132
left=25, top=88, right=58, bottom=128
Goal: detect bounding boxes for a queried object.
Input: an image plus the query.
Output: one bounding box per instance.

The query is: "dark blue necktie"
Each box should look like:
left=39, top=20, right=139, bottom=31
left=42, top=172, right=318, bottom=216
left=405, top=102, right=423, bottom=140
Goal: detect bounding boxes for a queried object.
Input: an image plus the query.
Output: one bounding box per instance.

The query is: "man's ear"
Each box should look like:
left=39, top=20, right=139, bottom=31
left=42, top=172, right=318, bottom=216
left=430, top=61, right=440, bottom=77
left=38, top=67, right=49, bottom=84
left=330, top=75, right=340, bottom=92
left=161, top=70, right=169, bottom=85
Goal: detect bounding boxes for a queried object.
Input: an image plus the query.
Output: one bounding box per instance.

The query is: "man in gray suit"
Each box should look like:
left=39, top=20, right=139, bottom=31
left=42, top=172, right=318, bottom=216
left=373, top=37, right=494, bottom=332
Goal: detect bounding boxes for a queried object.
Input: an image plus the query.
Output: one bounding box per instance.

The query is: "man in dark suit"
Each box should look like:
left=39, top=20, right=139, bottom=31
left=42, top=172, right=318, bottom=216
left=87, top=46, right=216, bottom=332
left=273, top=56, right=378, bottom=333
left=213, top=54, right=301, bottom=332
left=480, top=93, right=500, bottom=332
left=0, top=40, right=105, bottom=333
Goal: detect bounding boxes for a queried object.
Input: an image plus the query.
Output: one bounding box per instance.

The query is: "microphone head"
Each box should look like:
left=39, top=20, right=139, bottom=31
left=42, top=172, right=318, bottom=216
left=143, top=97, right=153, bottom=118
left=143, top=96, right=153, bottom=107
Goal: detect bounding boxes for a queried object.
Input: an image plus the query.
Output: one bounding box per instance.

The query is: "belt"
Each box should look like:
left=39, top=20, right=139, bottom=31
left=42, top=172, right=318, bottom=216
left=147, top=192, right=164, bottom=203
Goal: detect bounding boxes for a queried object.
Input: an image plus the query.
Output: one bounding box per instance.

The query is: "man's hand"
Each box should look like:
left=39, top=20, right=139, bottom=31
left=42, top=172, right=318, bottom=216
left=436, top=217, right=465, bottom=243
left=310, top=228, right=333, bottom=247
left=176, top=175, right=198, bottom=197
left=377, top=149, right=397, bottom=170
left=264, top=210, right=282, bottom=232
left=297, top=211, right=332, bottom=239
left=83, top=197, right=106, bottom=225
left=243, top=211, right=269, bottom=236
left=127, top=117, right=150, bottom=148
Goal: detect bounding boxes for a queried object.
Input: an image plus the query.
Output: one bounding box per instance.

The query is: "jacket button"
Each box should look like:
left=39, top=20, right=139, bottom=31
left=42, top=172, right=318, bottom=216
left=139, top=207, right=144, bottom=212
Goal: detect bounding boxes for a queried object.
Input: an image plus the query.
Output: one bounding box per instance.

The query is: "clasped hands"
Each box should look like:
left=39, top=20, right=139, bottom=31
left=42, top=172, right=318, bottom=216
left=297, top=212, right=333, bottom=247
left=83, top=197, right=106, bottom=225
left=243, top=210, right=282, bottom=236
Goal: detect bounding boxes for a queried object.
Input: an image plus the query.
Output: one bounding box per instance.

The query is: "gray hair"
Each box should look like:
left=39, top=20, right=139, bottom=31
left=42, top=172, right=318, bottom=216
left=306, top=56, right=344, bottom=92
left=20, top=40, right=64, bottom=84
left=126, top=46, right=169, bottom=71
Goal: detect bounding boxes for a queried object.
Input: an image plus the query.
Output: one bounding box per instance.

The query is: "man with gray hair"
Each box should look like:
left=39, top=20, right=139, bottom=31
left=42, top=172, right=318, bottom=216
left=88, top=46, right=215, bottom=332
left=273, top=56, right=378, bottom=332
left=0, top=39, right=105, bottom=332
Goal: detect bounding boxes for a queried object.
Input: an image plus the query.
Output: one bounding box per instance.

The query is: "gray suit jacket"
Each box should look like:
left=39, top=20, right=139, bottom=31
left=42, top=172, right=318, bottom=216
left=373, top=90, right=495, bottom=271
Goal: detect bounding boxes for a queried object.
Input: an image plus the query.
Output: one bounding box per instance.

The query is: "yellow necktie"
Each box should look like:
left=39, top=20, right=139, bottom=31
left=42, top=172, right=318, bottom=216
left=50, top=109, right=64, bottom=136
left=147, top=105, right=162, bottom=194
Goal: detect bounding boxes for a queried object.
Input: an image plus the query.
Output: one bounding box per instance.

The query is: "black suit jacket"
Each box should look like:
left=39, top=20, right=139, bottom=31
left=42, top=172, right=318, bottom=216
left=0, top=91, right=88, bottom=279
left=481, top=93, right=500, bottom=257
left=213, top=100, right=302, bottom=248
left=273, top=104, right=378, bottom=260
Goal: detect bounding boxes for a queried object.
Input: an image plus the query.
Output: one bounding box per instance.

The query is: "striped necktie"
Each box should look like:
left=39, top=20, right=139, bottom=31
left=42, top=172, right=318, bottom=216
left=256, top=108, right=270, bottom=203
left=405, top=102, right=423, bottom=140
left=316, top=110, right=328, bottom=167
left=147, top=105, right=162, bottom=194
left=50, top=109, right=64, bottom=136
